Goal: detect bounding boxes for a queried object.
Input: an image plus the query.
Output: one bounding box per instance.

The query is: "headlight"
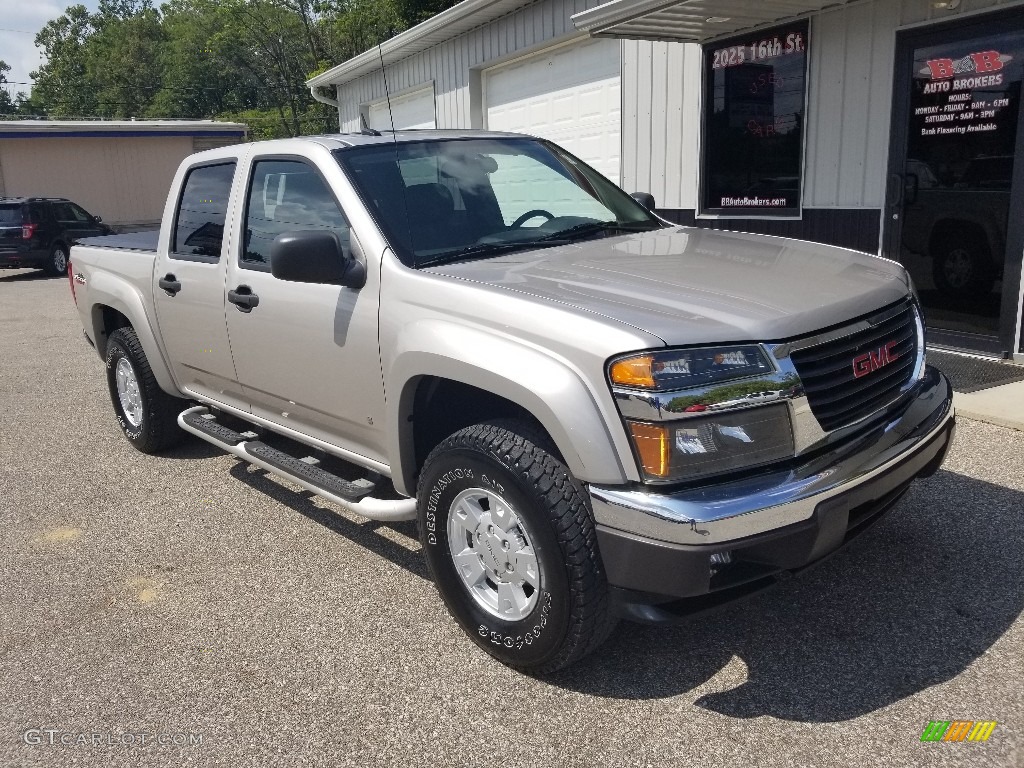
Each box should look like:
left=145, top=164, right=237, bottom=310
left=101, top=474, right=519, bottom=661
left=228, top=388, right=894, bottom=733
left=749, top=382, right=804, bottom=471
left=626, top=404, right=794, bottom=482
left=609, top=345, right=795, bottom=483
left=609, top=345, right=772, bottom=390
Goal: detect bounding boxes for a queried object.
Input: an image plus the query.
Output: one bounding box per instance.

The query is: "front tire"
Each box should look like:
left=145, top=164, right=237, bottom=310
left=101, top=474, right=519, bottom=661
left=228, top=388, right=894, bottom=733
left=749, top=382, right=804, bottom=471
left=105, top=327, right=185, bottom=453
left=418, top=421, right=614, bottom=673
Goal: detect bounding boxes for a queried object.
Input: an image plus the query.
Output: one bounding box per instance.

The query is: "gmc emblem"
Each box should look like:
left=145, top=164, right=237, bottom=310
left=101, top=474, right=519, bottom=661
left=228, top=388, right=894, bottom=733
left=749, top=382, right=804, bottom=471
left=853, top=341, right=899, bottom=378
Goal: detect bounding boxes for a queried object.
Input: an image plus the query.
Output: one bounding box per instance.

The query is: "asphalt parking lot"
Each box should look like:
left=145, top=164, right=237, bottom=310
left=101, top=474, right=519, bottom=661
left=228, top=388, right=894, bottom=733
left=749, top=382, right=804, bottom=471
left=1, top=267, right=1021, bottom=768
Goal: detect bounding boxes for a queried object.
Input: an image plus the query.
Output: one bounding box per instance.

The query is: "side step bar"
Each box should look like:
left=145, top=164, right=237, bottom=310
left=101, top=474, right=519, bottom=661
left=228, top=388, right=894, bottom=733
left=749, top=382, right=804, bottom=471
left=181, top=410, right=248, bottom=445
left=246, top=441, right=377, bottom=500
left=177, top=406, right=417, bottom=522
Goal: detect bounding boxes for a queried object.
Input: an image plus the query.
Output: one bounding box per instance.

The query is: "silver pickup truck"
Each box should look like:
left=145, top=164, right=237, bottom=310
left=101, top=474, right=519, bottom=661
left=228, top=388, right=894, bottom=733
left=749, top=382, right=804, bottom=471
left=69, top=131, right=955, bottom=672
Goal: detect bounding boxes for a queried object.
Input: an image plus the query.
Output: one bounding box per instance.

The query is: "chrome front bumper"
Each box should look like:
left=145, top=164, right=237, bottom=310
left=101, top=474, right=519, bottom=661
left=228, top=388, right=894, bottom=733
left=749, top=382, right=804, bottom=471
left=589, top=366, right=954, bottom=547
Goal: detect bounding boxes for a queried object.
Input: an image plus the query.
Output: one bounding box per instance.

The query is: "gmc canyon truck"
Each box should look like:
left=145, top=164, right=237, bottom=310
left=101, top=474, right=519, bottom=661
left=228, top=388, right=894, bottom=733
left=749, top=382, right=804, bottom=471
left=69, top=131, right=955, bottom=673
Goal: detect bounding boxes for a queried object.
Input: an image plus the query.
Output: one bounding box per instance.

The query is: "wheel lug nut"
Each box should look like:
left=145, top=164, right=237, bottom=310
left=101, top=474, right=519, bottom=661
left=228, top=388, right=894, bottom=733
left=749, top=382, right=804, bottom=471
left=487, top=525, right=495, bottom=534
left=501, top=540, right=510, bottom=550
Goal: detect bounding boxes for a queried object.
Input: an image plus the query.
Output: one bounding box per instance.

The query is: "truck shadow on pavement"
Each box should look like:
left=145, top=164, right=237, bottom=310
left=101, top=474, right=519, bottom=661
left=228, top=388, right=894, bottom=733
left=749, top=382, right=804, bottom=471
left=548, top=469, right=1024, bottom=721
left=226, top=460, right=429, bottom=581
left=0, top=270, right=57, bottom=282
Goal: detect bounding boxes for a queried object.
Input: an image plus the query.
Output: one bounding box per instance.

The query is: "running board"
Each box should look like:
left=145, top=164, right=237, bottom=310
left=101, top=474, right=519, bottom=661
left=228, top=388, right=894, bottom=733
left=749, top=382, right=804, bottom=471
left=181, top=410, right=248, bottom=445
left=245, top=440, right=376, bottom=500
left=177, top=406, right=417, bottom=522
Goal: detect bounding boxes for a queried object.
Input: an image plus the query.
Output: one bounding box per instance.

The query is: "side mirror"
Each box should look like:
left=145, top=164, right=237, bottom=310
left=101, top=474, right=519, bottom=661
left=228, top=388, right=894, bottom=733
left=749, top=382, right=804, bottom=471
left=94, top=215, right=103, bottom=223
left=630, top=192, right=656, bottom=211
left=270, top=230, right=366, bottom=289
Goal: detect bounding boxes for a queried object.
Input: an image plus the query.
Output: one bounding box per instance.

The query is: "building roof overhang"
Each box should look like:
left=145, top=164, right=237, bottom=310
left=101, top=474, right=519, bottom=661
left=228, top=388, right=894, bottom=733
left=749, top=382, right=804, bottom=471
left=571, top=0, right=854, bottom=42
left=0, top=120, right=247, bottom=138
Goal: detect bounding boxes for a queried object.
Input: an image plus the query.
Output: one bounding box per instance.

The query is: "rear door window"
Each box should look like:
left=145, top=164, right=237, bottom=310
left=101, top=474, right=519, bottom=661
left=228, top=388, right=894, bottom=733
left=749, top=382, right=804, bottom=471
left=241, top=159, right=350, bottom=270
left=172, top=162, right=236, bottom=260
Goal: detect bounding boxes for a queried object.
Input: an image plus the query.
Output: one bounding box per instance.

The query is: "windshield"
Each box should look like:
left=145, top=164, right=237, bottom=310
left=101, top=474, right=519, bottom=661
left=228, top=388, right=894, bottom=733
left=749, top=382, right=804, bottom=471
left=335, top=138, right=662, bottom=267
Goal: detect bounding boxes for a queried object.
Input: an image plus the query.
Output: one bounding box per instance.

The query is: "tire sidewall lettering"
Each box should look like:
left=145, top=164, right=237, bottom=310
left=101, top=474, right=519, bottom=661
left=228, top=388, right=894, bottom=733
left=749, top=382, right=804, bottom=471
left=424, top=467, right=474, bottom=547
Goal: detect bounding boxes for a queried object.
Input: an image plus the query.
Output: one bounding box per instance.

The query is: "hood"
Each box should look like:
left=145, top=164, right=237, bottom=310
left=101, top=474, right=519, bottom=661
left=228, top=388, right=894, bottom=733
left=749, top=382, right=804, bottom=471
left=425, top=226, right=911, bottom=346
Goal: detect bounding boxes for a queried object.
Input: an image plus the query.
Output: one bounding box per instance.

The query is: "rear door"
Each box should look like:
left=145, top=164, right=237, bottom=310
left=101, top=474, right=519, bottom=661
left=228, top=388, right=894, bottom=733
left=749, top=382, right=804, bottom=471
left=222, top=150, right=387, bottom=465
left=152, top=157, right=247, bottom=410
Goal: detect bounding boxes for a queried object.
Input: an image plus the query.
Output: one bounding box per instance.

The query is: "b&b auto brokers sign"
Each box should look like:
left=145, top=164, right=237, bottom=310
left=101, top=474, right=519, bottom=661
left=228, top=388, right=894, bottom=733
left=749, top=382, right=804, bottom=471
left=914, top=48, right=1018, bottom=138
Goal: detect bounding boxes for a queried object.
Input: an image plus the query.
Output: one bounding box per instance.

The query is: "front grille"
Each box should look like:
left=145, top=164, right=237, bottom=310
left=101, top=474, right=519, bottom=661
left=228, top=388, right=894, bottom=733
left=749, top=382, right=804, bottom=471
left=790, top=302, right=918, bottom=431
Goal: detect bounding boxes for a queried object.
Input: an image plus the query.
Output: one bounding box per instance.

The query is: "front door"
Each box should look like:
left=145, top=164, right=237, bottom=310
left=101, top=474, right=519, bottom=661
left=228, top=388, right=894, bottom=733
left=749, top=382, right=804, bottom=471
left=885, top=10, right=1024, bottom=355
left=223, top=155, right=388, bottom=466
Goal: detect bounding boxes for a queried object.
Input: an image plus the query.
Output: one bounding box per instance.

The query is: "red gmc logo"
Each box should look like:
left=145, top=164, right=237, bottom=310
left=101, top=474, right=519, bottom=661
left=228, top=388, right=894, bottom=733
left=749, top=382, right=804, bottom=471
left=853, top=341, right=899, bottom=379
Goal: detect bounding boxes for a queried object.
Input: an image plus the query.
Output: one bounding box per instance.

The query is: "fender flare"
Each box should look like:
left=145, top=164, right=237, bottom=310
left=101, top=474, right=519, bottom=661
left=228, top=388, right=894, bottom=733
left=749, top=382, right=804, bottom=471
left=385, top=320, right=631, bottom=497
left=88, top=270, right=179, bottom=395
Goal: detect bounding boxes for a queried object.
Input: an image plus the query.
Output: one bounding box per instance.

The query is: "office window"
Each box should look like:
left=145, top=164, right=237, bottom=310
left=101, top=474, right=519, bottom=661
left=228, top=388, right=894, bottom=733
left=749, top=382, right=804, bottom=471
left=700, top=21, right=809, bottom=216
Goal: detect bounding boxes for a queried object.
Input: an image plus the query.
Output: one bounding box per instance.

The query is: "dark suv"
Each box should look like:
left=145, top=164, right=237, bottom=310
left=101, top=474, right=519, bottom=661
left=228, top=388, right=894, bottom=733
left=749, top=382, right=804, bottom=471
left=0, top=197, right=112, bottom=275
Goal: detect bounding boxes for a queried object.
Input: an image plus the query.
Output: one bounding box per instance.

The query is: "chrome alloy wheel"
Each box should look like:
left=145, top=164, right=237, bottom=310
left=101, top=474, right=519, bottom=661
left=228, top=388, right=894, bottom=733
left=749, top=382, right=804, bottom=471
left=115, top=357, right=143, bottom=427
left=447, top=487, right=541, bottom=621
left=52, top=247, right=68, bottom=273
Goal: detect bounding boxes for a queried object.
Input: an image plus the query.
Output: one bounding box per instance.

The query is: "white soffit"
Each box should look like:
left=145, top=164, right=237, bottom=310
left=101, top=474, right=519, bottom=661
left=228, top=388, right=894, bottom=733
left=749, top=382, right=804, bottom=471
left=571, top=0, right=853, bottom=42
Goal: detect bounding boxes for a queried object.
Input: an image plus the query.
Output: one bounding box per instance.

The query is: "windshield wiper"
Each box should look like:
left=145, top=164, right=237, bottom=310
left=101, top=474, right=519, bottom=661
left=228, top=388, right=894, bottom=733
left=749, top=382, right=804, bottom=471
left=415, top=239, right=567, bottom=269
left=533, top=220, right=662, bottom=243
left=415, top=220, right=662, bottom=268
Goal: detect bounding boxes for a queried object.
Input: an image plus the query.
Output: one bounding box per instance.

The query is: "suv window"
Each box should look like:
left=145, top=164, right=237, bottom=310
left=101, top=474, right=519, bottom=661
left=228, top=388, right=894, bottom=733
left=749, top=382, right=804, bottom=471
left=0, top=204, right=23, bottom=225
left=54, top=202, right=93, bottom=223
left=173, top=162, right=236, bottom=259
left=241, top=159, right=350, bottom=269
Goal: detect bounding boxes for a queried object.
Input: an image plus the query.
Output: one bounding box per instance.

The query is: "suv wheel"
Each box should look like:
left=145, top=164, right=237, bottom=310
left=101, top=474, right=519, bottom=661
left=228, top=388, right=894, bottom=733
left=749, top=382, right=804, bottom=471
left=417, top=420, right=614, bottom=673
left=932, top=235, right=996, bottom=298
left=105, top=327, right=185, bottom=453
left=44, top=243, right=69, bottom=276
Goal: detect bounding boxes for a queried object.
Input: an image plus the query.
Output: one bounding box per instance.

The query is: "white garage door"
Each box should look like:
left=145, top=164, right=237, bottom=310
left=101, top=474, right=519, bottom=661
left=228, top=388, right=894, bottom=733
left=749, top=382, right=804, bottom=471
left=367, top=85, right=436, bottom=130
left=484, top=38, right=621, bottom=182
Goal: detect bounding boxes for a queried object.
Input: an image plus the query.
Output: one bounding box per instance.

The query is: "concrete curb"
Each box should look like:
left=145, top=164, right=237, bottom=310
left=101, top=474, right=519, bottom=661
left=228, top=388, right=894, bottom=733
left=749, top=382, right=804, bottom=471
left=953, top=380, right=1024, bottom=432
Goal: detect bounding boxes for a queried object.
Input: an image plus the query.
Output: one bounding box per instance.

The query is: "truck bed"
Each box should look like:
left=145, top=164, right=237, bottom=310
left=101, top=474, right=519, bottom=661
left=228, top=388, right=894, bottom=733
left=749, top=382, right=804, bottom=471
left=77, top=230, right=159, bottom=253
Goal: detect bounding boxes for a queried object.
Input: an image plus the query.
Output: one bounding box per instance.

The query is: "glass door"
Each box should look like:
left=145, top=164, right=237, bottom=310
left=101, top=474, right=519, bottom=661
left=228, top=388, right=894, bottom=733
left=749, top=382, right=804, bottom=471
left=886, top=15, right=1024, bottom=355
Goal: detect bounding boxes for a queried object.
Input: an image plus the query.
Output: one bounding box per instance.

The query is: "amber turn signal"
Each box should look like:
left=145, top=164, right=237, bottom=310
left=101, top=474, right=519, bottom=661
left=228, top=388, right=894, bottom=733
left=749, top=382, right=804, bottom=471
left=628, top=422, right=671, bottom=478
left=610, top=355, right=655, bottom=388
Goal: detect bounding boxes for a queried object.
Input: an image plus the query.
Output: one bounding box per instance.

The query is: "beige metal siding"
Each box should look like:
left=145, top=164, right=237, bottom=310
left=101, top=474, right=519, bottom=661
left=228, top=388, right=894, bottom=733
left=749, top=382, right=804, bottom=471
left=0, top=136, right=195, bottom=224
left=621, top=39, right=700, bottom=208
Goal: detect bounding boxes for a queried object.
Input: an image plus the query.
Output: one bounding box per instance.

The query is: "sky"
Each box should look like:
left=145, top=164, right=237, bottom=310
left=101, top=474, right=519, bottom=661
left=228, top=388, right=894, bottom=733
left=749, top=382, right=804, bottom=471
left=0, top=0, right=102, bottom=97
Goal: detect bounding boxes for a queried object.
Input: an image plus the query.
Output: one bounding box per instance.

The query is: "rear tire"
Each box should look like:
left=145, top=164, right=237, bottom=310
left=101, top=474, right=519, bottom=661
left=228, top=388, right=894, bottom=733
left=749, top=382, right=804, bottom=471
left=418, top=420, right=615, bottom=673
left=43, top=243, right=69, bottom=276
left=105, top=327, right=185, bottom=453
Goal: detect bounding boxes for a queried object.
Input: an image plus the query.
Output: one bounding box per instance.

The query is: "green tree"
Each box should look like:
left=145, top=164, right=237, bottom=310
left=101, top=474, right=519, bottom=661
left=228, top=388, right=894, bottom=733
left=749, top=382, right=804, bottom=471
left=0, top=60, right=15, bottom=115
left=30, top=4, right=99, bottom=117
left=25, top=0, right=456, bottom=133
